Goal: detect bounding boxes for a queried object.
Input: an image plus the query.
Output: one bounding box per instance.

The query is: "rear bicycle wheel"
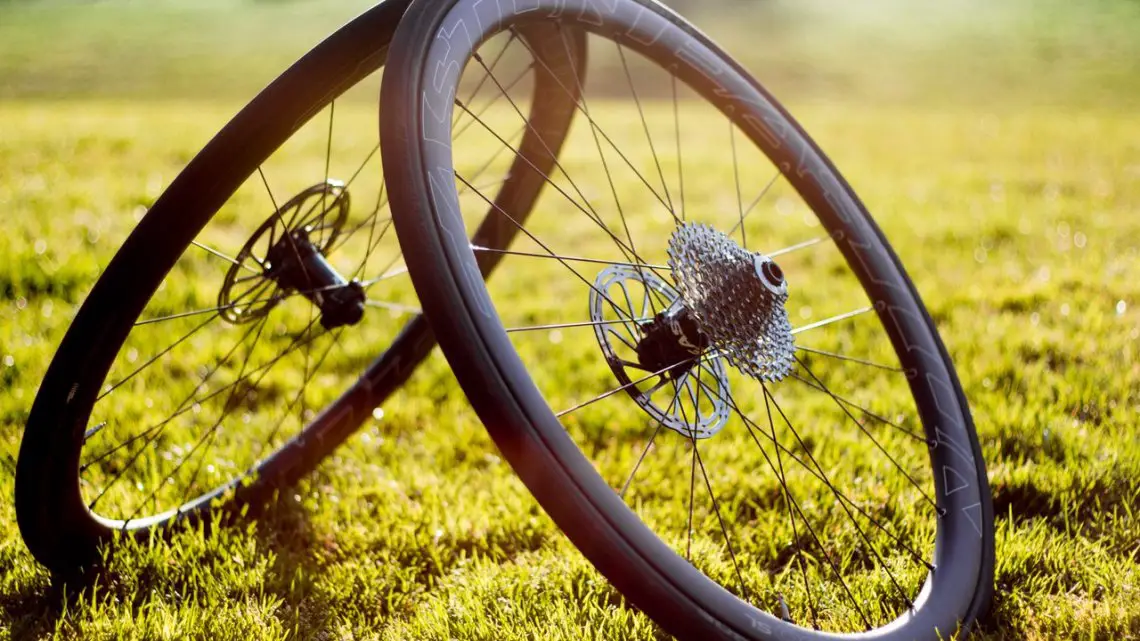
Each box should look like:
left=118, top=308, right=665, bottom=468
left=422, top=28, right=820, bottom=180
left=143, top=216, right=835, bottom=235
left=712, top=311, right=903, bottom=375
left=15, top=0, right=585, bottom=574
left=381, top=0, right=994, bottom=639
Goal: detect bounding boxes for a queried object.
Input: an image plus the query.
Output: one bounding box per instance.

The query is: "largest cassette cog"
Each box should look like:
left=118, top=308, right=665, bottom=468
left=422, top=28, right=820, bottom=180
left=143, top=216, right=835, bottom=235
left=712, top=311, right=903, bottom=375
left=667, top=223, right=794, bottom=382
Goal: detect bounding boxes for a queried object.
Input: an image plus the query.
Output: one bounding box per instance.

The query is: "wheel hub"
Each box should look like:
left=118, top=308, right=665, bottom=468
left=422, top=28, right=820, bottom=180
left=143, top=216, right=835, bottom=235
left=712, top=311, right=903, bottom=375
left=589, top=265, right=731, bottom=439
left=634, top=305, right=709, bottom=379
left=265, top=228, right=366, bottom=330
left=667, top=222, right=794, bottom=382
left=217, top=180, right=364, bottom=330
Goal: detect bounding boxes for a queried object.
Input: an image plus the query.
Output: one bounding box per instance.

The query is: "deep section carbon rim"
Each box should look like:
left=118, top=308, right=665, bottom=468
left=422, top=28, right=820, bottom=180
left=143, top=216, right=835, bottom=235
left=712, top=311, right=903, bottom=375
left=16, top=0, right=587, bottom=572
left=382, top=0, right=992, bottom=638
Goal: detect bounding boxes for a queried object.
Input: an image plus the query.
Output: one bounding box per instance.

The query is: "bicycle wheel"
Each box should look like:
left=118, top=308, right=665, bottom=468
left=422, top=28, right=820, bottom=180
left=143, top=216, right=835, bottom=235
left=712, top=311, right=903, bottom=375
left=381, top=0, right=994, bottom=639
left=15, top=0, right=585, bottom=574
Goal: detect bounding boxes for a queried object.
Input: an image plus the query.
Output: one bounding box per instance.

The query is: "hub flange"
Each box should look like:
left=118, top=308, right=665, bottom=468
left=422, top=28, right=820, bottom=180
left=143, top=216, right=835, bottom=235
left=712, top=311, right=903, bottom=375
left=217, top=180, right=362, bottom=329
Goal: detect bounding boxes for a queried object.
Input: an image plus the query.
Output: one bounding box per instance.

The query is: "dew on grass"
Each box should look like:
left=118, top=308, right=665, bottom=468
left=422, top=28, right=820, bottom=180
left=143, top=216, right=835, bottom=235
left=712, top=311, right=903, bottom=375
left=372, top=407, right=385, bottom=421
left=1116, top=300, right=1127, bottom=315
left=3, top=355, right=13, bottom=367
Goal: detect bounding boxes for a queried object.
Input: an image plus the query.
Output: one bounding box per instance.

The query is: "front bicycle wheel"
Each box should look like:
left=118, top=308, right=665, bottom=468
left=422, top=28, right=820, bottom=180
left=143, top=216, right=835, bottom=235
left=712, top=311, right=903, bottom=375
left=381, top=0, right=994, bottom=639
left=15, top=0, right=585, bottom=574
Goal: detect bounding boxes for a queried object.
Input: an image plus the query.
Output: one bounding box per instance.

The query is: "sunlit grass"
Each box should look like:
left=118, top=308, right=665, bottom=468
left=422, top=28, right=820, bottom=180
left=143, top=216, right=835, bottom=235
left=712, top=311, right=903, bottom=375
left=1, top=95, right=1138, bottom=640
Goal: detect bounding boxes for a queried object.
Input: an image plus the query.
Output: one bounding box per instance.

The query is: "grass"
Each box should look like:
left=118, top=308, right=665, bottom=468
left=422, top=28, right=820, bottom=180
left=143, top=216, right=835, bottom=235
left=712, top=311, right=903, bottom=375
left=2, top=2, right=1140, bottom=641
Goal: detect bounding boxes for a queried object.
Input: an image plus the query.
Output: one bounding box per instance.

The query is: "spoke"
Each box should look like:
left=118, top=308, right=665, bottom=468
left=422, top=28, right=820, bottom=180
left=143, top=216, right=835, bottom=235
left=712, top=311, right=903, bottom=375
left=191, top=241, right=262, bottom=273
left=365, top=299, right=421, bottom=316
left=472, top=29, right=659, bottom=270
left=259, top=324, right=346, bottom=455
left=83, top=319, right=319, bottom=474
left=672, top=71, right=686, bottom=222
left=92, top=315, right=272, bottom=511
left=692, top=359, right=933, bottom=571
left=131, top=318, right=323, bottom=522
left=346, top=209, right=396, bottom=283
left=618, top=374, right=686, bottom=500
left=617, top=43, right=674, bottom=215
left=688, top=361, right=872, bottom=627
left=767, top=236, right=824, bottom=259
left=505, top=317, right=652, bottom=334
left=470, top=245, right=670, bottom=271
left=310, top=99, right=337, bottom=236
left=730, top=119, right=746, bottom=250
left=452, top=61, right=536, bottom=142
left=342, top=141, right=382, bottom=195
left=556, top=355, right=698, bottom=418
left=358, top=266, right=409, bottom=287
left=102, top=314, right=217, bottom=398
left=454, top=33, right=518, bottom=128
left=257, top=166, right=280, bottom=212
left=456, top=124, right=526, bottom=197
left=134, top=279, right=352, bottom=327
left=515, top=29, right=681, bottom=225
left=331, top=215, right=391, bottom=255
left=455, top=172, right=644, bottom=328
left=762, top=389, right=820, bottom=630
left=686, top=414, right=698, bottom=561
left=768, top=392, right=916, bottom=611
left=753, top=384, right=874, bottom=629
left=694, top=439, right=749, bottom=602
left=728, top=171, right=782, bottom=238
left=794, top=355, right=937, bottom=509
left=786, top=371, right=926, bottom=442
left=452, top=95, right=661, bottom=284
left=792, top=306, right=874, bottom=335
left=796, top=345, right=904, bottom=372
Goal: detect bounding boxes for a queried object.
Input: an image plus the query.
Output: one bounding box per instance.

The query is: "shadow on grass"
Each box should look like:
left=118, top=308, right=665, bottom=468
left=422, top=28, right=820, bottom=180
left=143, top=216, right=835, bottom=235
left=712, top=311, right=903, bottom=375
left=0, top=576, right=69, bottom=639
left=1, top=493, right=331, bottom=637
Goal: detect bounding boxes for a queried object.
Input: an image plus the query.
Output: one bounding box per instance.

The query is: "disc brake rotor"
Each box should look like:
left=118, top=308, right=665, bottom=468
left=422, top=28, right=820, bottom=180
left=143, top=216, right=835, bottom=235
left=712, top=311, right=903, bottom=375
left=589, top=265, right=731, bottom=439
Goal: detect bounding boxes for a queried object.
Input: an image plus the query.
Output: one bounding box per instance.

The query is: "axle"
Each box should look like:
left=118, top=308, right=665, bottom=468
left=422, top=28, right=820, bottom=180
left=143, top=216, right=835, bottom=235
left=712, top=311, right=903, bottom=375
left=266, top=230, right=365, bottom=330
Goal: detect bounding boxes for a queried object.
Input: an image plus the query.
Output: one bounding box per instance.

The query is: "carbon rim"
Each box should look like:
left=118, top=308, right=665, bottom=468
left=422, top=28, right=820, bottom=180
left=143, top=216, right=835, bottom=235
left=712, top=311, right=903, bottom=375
left=387, top=0, right=990, bottom=637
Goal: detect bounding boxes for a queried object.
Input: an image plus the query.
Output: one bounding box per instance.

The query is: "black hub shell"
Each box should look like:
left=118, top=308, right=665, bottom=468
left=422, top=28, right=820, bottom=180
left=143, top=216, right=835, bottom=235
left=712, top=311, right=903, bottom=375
left=635, top=306, right=709, bottom=379
left=266, top=231, right=365, bottom=330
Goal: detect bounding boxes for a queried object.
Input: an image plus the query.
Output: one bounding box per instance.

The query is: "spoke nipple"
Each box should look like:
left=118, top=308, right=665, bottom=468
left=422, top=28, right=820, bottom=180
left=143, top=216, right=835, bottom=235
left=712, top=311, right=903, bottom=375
left=777, top=593, right=792, bottom=622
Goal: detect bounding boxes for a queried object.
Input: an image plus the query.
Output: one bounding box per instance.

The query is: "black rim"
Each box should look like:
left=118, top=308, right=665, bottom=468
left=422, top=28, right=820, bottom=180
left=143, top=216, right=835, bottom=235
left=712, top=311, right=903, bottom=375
left=16, top=0, right=590, bottom=574
left=384, top=0, right=991, bottom=638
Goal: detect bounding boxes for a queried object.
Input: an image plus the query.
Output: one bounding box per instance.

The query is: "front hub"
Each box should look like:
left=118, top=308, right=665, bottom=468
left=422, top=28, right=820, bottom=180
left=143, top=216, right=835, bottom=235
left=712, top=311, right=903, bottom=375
left=217, top=180, right=363, bottom=329
left=265, top=230, right=365, bottom=330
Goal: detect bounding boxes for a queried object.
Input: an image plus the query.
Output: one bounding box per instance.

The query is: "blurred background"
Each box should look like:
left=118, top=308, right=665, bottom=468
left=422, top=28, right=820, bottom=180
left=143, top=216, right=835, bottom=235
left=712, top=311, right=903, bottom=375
left=2, top=0, right=1139, bottom=106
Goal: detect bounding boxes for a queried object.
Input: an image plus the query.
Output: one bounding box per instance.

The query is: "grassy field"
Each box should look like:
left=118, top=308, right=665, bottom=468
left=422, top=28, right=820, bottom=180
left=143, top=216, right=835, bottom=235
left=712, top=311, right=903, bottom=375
left=2, top=2, right=1140, bottom=641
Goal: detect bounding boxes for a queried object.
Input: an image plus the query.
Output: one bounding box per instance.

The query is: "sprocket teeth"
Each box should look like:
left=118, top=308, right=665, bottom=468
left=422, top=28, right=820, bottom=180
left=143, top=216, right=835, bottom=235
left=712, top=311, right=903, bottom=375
left=667, top=223, right=795, bottom=382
